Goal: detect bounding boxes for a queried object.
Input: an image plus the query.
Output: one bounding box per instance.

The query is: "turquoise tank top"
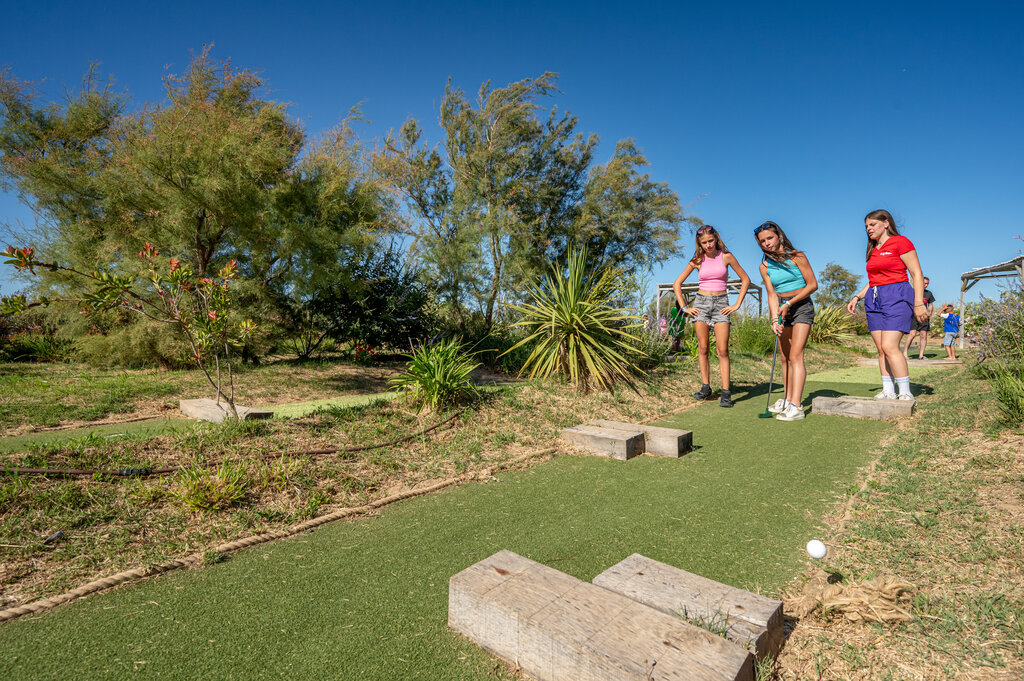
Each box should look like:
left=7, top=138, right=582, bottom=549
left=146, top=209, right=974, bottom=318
left=764, top=256, right=805, bottom=293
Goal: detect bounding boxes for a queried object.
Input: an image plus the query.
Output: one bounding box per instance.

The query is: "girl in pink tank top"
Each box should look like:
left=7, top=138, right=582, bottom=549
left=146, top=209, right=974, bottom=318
left=671, top=225, right=751, bottom=407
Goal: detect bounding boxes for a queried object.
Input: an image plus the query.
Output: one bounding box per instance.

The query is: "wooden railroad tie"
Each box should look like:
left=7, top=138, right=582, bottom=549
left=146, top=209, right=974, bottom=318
left=810, top=395, right=915, bottom=420
left=593, top=554, right=783, bottom=661
left=449, top=550, right=754, bottom=681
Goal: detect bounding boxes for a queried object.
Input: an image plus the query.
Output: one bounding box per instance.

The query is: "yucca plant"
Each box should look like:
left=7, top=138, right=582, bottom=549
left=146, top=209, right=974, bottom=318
left=503, top=249, right=644, bottom=394
left=389, top=338, right=480, bottom=413
left=809, top=304, right=857, bottom=345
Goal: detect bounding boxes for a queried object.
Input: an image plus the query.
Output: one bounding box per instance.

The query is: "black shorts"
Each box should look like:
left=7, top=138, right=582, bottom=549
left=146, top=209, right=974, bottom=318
left=780, top=297, right=814, bottom=326
left=911, top=317, right=932, bottom=333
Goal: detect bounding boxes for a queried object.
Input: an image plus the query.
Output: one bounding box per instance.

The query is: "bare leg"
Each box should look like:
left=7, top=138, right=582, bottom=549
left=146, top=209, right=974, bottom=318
left=918, top=331, right=928, bottom=359
left=714, top=322, right=731, bottom=391
left=903, top=330, right=918, bottom=357
left=695, top=321, right=711, bottom=385
left=778, top=326, right=792, bottom=402
left=878, top=330, right=909, bottom=378
left=785, top=323, right=811, bottom=406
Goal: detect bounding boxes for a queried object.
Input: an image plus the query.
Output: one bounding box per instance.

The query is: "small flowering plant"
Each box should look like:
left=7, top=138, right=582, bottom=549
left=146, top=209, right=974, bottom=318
left=2, top=244, right=256, bottom=418
left=351, top=340, right=376, bottom=366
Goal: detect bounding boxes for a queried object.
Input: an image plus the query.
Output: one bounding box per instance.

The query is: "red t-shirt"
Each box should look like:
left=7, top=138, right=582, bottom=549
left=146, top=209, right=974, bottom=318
left=866, top=235, right=915, bottom=285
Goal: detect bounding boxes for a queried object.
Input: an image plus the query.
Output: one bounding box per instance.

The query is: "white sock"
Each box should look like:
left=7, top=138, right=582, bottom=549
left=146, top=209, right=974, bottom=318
left=881, top=376, right=895, bottom=395
left=895, top=376, right=911, bottom=396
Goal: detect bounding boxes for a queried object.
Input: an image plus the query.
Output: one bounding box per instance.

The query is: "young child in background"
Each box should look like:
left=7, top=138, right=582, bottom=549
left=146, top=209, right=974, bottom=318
left=940, top=304, right=960, bottom=359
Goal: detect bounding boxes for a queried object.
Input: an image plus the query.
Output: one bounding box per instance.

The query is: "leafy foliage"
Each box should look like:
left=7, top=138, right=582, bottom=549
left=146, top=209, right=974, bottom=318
left=2, top=244, right=255, bottom=416
left=0, top=51, right=394, bottom=365
left=816, top=262, right=862, bottom=308
left=809, top=304, right=857, bottom=345
left=503, top=249, right=643, bottom=393
left=0, top=332, right=75, bottom=362
left=284, top=248, right=433, bottom=358
left=377, top=73, right=693, bottom=334
left=729, top=317, right=775, bottom=357
left=171, top=462, right=250, bottom=511
left=972, top=283, right=1024, bottom=423
left=388, top=338, right=480, bottom=412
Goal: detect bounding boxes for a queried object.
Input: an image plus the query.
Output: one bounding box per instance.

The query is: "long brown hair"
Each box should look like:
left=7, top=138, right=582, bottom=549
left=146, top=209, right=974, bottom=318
left=864, top=209, right=900, bottom=260
left=689, top=225, right=728, bottom=266
left=754, top=221, right=802, bottom=263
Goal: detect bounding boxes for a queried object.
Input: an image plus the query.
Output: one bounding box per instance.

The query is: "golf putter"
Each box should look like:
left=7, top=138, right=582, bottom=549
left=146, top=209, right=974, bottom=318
left=759, top=315, right=783, bottom=418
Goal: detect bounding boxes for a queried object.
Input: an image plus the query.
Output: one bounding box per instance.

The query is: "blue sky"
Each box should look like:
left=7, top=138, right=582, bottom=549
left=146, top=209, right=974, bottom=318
left=2, top=0, right=1022, bottom=308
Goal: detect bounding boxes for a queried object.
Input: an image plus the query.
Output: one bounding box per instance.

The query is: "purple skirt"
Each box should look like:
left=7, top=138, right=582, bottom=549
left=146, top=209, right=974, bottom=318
left=865, top=281, right=913, bottom=333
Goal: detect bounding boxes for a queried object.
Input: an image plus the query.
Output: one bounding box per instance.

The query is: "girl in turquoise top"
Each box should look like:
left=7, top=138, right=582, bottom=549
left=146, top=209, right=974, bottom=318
left=755, top=221, right=818, bottom=421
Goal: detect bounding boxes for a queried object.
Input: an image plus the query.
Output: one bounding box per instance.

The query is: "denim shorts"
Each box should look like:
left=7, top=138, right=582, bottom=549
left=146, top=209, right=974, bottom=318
left=865, top=281, right=913, bottom=333
left=692, top=293, right=731, bottom=325
left=944, top=332, right=957, bottom=345
left=780, top=296, right=815, bottom=327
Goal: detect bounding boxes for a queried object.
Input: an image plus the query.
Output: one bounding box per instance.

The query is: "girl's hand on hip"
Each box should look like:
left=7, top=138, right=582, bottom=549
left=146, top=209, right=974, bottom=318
left=720, top=304, right=739, bottom=316
left=684, top=307, right=700, bottom=317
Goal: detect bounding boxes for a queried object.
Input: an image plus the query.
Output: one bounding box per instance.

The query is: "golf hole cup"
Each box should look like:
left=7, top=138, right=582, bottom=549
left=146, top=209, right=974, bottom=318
left=806, top=539, right=827, bottom=560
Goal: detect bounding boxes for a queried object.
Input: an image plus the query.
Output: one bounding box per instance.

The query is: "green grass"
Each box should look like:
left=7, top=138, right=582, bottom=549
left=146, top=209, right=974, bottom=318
left=0, top=419, right=193, bottom=454
left=0, top=367, right=895, bottom=680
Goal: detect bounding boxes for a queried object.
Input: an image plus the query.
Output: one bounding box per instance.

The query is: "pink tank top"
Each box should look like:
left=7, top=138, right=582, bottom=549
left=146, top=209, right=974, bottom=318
left=697, top=252, right=728, bottom=292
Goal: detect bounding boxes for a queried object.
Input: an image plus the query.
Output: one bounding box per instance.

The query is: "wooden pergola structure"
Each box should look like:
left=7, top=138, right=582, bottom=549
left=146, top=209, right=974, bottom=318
left=959, top=255, right=1024, bottom=349
left=654, top=279, right=763, bottom=321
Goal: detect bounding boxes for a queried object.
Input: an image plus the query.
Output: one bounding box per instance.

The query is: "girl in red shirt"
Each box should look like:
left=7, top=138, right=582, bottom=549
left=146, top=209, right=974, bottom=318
left=846, top=209, right=928, bottom=400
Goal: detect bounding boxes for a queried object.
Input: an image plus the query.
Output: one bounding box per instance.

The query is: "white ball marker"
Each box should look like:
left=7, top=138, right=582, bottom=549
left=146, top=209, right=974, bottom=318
left=806, top=539, right=827, bottom=559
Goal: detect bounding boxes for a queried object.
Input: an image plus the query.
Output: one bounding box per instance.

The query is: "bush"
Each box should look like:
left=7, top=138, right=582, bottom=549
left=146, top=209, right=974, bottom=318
left=171, top=461, right=250, bottom=511
left=809, top=304, right=857, bottom=345
left=473, top=326, right=536, bottom=374
left=632, top=329, right=674, bottom=370
left=389, top=338, right=481, bottom=412
left=729, top=316, right=775, bottom=357
left=75, top=321, right=190, bottom=368
left=503, top=249, right=644, bottom=393
left=1, top=333, right=76, bottom=363
left=973, top=284, right=1024, bottom=423
left=990, top=365, right=1024, bottom=424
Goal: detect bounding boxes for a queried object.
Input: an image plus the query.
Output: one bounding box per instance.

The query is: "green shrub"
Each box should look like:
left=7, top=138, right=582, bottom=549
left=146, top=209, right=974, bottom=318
left=170, top=461, right=250, bottom=511
left=990, top=364, right=1024, bottom=425
left=389, top=338, right=481, bottom=412
left=633, top=330, right=674, bottom=370
left=473, top=327, right=536, bottom=374
left=1, top=333, right=76, bottom=362
left=503, top=249, right=643, bottom=393
left=729, top=317, right=775, bottom=357
left=809, top=304, right=857, bottom=345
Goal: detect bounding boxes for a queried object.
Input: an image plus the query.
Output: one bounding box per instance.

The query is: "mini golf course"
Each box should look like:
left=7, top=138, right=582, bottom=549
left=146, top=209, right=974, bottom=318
left=0, top=367, right=938, bottom=680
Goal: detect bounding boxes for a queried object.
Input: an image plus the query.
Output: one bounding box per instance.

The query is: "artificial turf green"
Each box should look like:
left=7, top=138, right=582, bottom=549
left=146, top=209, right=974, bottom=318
left=0, top=371, right=913, bottom=680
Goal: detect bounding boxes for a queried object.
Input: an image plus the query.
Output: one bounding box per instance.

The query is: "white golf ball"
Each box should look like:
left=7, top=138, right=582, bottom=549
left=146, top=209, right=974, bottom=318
left=806, top=539, right=827, bottom=559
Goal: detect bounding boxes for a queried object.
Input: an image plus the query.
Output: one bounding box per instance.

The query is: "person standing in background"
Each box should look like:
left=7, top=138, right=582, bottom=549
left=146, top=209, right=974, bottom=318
left=903, top=276, right=935, bottom=359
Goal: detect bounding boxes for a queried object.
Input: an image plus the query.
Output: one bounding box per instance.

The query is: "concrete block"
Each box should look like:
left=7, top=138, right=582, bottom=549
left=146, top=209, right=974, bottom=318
left=179, top=398, right=274, bottom=423
left=588, top=420, right=692, bottom=458
left=559, top=425, right=645, bottom=460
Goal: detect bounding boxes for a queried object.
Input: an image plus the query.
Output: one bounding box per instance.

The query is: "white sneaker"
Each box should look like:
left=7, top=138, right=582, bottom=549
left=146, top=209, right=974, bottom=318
left=897, top=393, right=915, bottom=402
left=767, top=398, right=787, bottom=414
left=776, top=403, right=805, bottom=421
left=875, top=391, right=897, bottom=400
